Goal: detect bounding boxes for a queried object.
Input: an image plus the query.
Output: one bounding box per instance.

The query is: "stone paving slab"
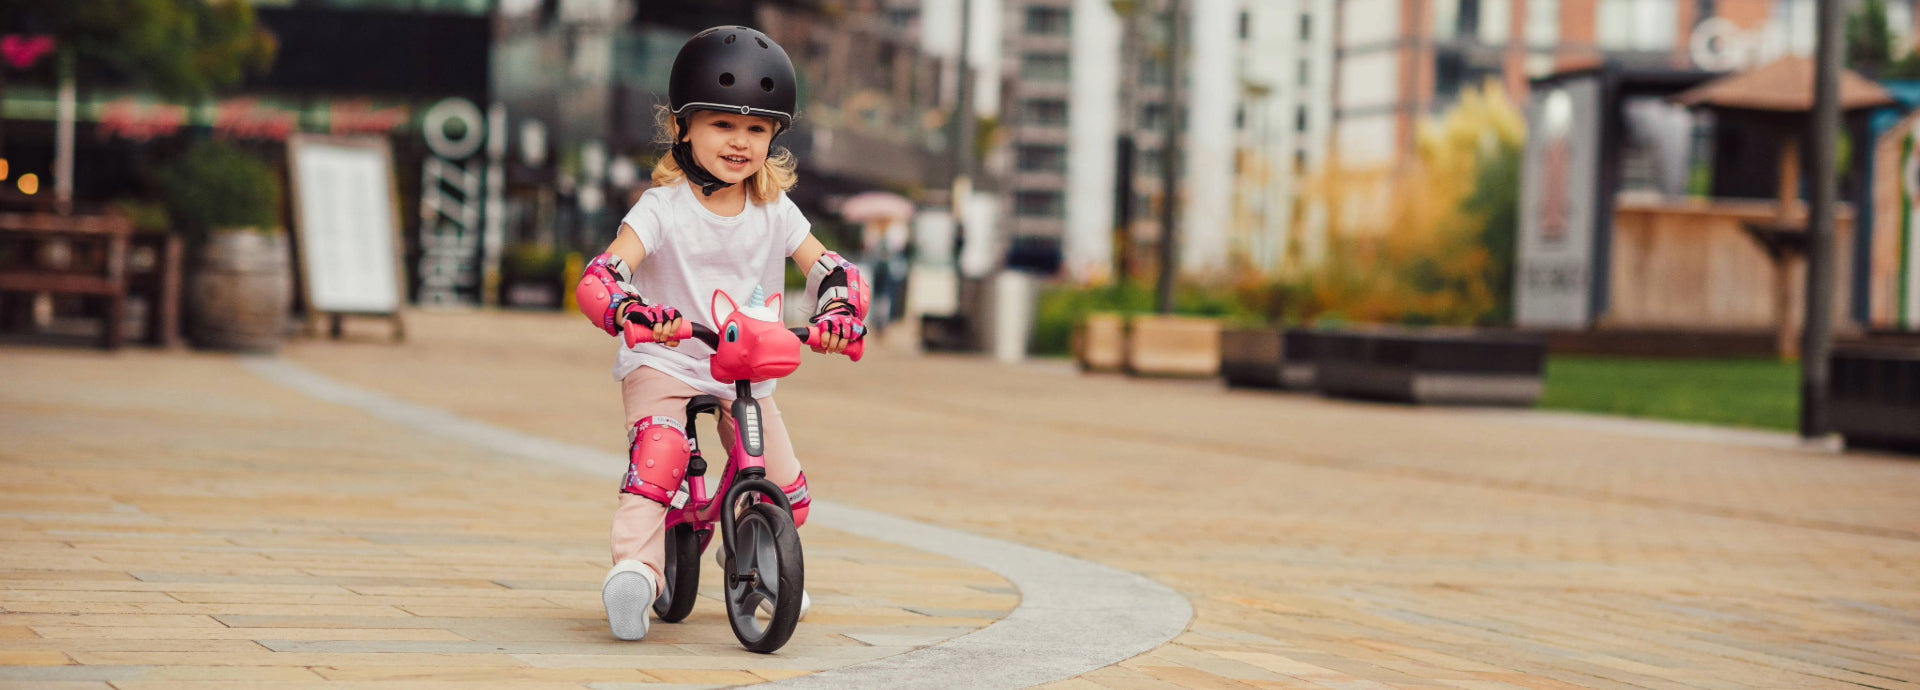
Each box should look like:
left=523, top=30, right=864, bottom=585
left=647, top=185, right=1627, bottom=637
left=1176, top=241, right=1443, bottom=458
left=0, top=348, right=1014, bottom=688
left=284, top=310, right=1920, bottom=688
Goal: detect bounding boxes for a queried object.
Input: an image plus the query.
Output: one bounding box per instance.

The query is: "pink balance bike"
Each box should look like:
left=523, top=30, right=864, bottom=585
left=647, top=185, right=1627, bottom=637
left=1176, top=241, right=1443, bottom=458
left=631, top=288, right=862, bottom=654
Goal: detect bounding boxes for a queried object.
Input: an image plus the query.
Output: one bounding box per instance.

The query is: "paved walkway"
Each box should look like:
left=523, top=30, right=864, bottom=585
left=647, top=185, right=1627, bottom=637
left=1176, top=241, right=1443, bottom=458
left=8, top=308, right=1920, bottom=689
left=282, top=310, right=1920, bottom=689
left=0, top=348, right=1015, bottom=689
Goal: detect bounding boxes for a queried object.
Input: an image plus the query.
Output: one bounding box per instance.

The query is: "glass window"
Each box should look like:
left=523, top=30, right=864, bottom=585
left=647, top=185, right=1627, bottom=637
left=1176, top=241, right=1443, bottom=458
left=1140, top=148, right=1164, bottom=176
left=1526, top=0, right=1559, bottom=47
left=1479, top=0, right=1510, bottom=44
left=1022, top=53, right=1072, bottom=82
left=1026, top=7, right=1071, bottom=35
left=1300, top=13, right=1312, bottom=41
left=1141, top=102, right=1166, bottom=131
left=1239, top=11, right=1251, bottom=39
left=1015, top=190, right=1065, bottom=218
left=1017, top=145, right=1068, bottom=173
left=887, top=8, right=917, bottom=30
left=1432, top=0, right=1460, bottom=40
left=1596, top=0, right=1675, bottom=51
left=1024, top=99, right=1070, bottom=126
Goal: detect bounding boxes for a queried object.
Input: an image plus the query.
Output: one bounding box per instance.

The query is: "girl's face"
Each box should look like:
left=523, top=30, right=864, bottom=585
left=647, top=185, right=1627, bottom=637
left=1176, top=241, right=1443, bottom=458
left=682, top=111, right=776, bottom=185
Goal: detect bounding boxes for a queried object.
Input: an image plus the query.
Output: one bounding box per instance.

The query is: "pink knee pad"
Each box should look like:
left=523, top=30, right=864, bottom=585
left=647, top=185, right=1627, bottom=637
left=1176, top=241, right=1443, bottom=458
left=623, top=417, right=691, bottom=506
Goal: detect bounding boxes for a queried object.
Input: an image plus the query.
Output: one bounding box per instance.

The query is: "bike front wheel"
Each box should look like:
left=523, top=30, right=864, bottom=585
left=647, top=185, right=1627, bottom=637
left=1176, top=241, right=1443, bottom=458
left=722, top=501, right=804, bottom=653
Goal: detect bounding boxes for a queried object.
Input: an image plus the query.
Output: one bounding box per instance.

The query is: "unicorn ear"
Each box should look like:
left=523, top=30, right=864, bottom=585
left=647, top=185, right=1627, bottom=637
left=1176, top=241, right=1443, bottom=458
left=711, top=289, right=738, bottom=324
left=765, top=291, right=782, bottom=316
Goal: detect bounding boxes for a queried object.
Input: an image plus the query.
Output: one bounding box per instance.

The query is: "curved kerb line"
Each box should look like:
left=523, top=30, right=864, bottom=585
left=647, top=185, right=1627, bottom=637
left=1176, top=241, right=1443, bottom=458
left=244, top=357, right=1193, bottom=689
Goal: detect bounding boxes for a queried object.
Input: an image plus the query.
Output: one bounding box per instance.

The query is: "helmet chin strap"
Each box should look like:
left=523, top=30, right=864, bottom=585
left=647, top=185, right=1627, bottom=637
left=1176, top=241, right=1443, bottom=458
left=672, top=138, right=734, bottom=197
left=672, top=115, right=789, bottom=198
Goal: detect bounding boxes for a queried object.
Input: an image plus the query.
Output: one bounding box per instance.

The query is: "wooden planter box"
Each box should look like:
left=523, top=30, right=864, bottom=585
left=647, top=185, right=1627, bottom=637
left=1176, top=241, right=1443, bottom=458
left=1220, top=328, right=1319, bottom=389
left=1315, top=328, right=1547, bottom=406
left=1072, top=312, right=1127, bottom=372
left=1830, top=345, right=1920, bottom=453
left=1126, top=315, right=1221, bottom=378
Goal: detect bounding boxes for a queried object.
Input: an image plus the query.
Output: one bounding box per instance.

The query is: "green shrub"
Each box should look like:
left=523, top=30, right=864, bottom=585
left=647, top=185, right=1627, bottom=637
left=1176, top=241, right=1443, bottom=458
left=504, top=243, right=565, bottom=280
left=158, top=139, right=282, bottom=238
left=1028, top=280, right=1268, bottom=356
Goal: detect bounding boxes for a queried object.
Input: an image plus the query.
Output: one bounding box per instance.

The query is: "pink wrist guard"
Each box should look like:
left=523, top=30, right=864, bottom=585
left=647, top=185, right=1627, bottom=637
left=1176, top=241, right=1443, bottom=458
left=576, top=253, right=637, bottom=336
left=805, top=251, right=868, bottom=321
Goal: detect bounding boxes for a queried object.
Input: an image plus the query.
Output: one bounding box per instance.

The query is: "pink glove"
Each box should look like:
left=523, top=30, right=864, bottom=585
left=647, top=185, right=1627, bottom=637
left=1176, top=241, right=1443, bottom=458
left=808, top=311, right=865, bottom=353
left=620, top=303, right=683, bottom=349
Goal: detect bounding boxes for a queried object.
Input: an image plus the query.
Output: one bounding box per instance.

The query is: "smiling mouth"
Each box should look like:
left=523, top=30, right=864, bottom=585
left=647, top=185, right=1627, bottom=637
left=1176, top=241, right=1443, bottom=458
left=720, top=155, right=750, bottom=165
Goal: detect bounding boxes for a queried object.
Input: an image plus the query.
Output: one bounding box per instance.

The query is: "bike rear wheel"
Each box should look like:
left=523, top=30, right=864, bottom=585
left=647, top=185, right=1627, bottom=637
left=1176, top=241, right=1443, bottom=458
left=652, top=523, right=701, bottom=623
left=723, top=502, right=804, bottom=653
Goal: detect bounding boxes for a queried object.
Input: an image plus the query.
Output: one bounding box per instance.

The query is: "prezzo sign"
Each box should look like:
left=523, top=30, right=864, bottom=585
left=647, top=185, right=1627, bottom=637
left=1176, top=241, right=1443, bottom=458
left=417, top=97, right=487, bottom=306
left=1515, top=77, right=1602, bottom=328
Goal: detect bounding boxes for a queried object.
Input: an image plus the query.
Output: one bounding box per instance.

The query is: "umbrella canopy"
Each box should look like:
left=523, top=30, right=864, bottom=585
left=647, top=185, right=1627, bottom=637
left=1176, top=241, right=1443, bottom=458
left=1672, top=56, right=1895, bottom=113
left=839, top=191, right=916, bottom=223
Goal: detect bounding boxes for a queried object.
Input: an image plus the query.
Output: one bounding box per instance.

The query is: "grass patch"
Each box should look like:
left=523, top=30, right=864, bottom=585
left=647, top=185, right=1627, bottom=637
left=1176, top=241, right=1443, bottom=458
left=1540, top=356, right=1799, bottom=431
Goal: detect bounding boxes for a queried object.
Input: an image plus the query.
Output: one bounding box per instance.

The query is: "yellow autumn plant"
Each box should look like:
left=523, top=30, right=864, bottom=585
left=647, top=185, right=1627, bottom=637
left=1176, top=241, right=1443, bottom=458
left=1289, top=79, right=1525, bottom=325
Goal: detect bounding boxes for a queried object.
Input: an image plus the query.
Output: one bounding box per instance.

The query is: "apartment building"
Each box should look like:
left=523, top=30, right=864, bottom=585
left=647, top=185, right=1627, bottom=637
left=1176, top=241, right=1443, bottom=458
left=1010, top=0, right=1337, bottom=281
left=1333, top=0, right=1920, bottom=170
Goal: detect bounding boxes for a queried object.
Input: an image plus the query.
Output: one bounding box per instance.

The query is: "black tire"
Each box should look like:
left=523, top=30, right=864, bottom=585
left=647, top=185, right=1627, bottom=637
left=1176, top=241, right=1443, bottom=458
left=652, top=523, right=701, bottom=622
left=723, top=501, right=804, bottom=653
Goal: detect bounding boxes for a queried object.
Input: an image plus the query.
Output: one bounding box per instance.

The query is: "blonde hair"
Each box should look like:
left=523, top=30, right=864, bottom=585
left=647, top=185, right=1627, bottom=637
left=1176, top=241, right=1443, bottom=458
left=651, top=105, right=797, bottom=204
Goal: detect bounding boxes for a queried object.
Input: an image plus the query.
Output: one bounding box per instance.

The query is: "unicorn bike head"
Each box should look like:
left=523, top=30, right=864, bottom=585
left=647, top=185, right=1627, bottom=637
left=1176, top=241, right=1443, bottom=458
left=707, top=286, right=802, bottom=384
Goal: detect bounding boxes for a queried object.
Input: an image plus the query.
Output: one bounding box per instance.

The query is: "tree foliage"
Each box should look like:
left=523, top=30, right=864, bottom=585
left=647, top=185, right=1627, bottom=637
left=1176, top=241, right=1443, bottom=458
left=2, top=0, right=276, bottom=99
left=1848, top=0, right=1920, bottom=80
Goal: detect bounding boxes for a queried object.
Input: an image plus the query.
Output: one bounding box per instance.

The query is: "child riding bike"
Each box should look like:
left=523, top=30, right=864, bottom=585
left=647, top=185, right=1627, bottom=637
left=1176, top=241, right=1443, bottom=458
left=571, top=25, right=868, bottom=643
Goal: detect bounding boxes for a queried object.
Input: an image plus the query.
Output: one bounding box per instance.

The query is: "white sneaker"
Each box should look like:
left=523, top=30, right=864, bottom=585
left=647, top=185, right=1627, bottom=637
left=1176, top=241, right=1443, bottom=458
left=758, top=588, right=810, bottom=621
left=602, top=560, right=657, bottom=641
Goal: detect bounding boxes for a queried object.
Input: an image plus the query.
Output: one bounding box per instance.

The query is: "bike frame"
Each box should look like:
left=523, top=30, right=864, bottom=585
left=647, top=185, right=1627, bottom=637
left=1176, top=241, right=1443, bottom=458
left=665, top=378, right=789, bottom=551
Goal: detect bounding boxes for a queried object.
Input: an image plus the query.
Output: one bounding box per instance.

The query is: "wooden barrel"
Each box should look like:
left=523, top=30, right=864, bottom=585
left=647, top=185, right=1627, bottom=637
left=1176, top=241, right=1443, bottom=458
left=189, top=229, right=290, bottom=352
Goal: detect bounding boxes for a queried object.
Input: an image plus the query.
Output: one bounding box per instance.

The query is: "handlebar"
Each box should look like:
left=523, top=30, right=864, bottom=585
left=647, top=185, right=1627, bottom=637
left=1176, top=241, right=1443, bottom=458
left=648, top=319, right=864, bottom=362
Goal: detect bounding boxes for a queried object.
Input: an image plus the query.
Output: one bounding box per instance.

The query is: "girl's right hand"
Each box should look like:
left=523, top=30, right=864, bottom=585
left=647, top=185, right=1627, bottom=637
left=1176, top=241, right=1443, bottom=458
left=621, top=303, right=684, bottom=348
left=653, top=317, right=685, bottom=347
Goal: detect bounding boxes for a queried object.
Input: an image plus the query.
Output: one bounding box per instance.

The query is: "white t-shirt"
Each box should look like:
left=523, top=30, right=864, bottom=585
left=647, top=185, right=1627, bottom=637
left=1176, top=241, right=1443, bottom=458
left=612, top=181, right=812, bottom=399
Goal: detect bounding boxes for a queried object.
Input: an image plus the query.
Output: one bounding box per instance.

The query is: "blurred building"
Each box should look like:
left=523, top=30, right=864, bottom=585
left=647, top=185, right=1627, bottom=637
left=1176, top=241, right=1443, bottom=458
left=0, top=0, right=496, bottom=303
left=0, top=0, right=959, bottom=308
left=981, top=0, right=1337, bottom=283
left=1235, top=1, right=1337, bottom=274
left=493, top=0, right=958, bottom=270
left=1332, top=0, right=1920, bottom=169
left=1000, top=1, right=1073, bottom=272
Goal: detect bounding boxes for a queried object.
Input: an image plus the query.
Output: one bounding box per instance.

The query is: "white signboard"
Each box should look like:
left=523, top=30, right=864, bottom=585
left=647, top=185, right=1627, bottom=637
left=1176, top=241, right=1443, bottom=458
left=1515, top=77, right=1602, bottom=328
left=288, top=135, right=403, bottom=314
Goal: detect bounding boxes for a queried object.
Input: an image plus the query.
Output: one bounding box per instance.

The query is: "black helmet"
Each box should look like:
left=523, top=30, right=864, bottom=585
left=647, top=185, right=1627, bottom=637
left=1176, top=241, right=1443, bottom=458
left=668, top=26, right=798, bottom=131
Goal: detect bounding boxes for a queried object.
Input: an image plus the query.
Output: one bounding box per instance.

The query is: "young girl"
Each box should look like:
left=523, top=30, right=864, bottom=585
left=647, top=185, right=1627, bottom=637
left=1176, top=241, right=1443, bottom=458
left=572, top=26, right=867, bottom=642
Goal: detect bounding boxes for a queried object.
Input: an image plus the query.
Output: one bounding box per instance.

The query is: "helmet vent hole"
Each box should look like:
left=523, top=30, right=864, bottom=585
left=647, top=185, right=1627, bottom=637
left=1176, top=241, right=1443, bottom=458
left=761, top=77, right=775, bottom=92
left=719, top=72, right=735, bottom=87
left=756, top=37, right=769, bottom=49
left=725, top=34, right=737, bottom=44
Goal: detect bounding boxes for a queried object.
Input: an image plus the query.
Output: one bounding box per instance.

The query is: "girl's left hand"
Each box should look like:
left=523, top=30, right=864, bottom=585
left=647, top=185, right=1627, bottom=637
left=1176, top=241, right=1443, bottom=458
left=817, top=330, right=846, bottom=355
left=810, top=314, right=864, bottom=355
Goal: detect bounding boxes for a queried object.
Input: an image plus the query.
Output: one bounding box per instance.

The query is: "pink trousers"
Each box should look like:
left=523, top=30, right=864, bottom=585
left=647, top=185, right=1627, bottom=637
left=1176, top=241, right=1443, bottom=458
left=611, top=366, right=803, bottom=583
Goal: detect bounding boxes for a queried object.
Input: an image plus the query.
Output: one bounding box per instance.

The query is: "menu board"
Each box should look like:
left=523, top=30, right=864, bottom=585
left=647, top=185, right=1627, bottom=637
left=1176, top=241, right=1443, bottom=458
left=287, top=135, right=402, bottom=315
